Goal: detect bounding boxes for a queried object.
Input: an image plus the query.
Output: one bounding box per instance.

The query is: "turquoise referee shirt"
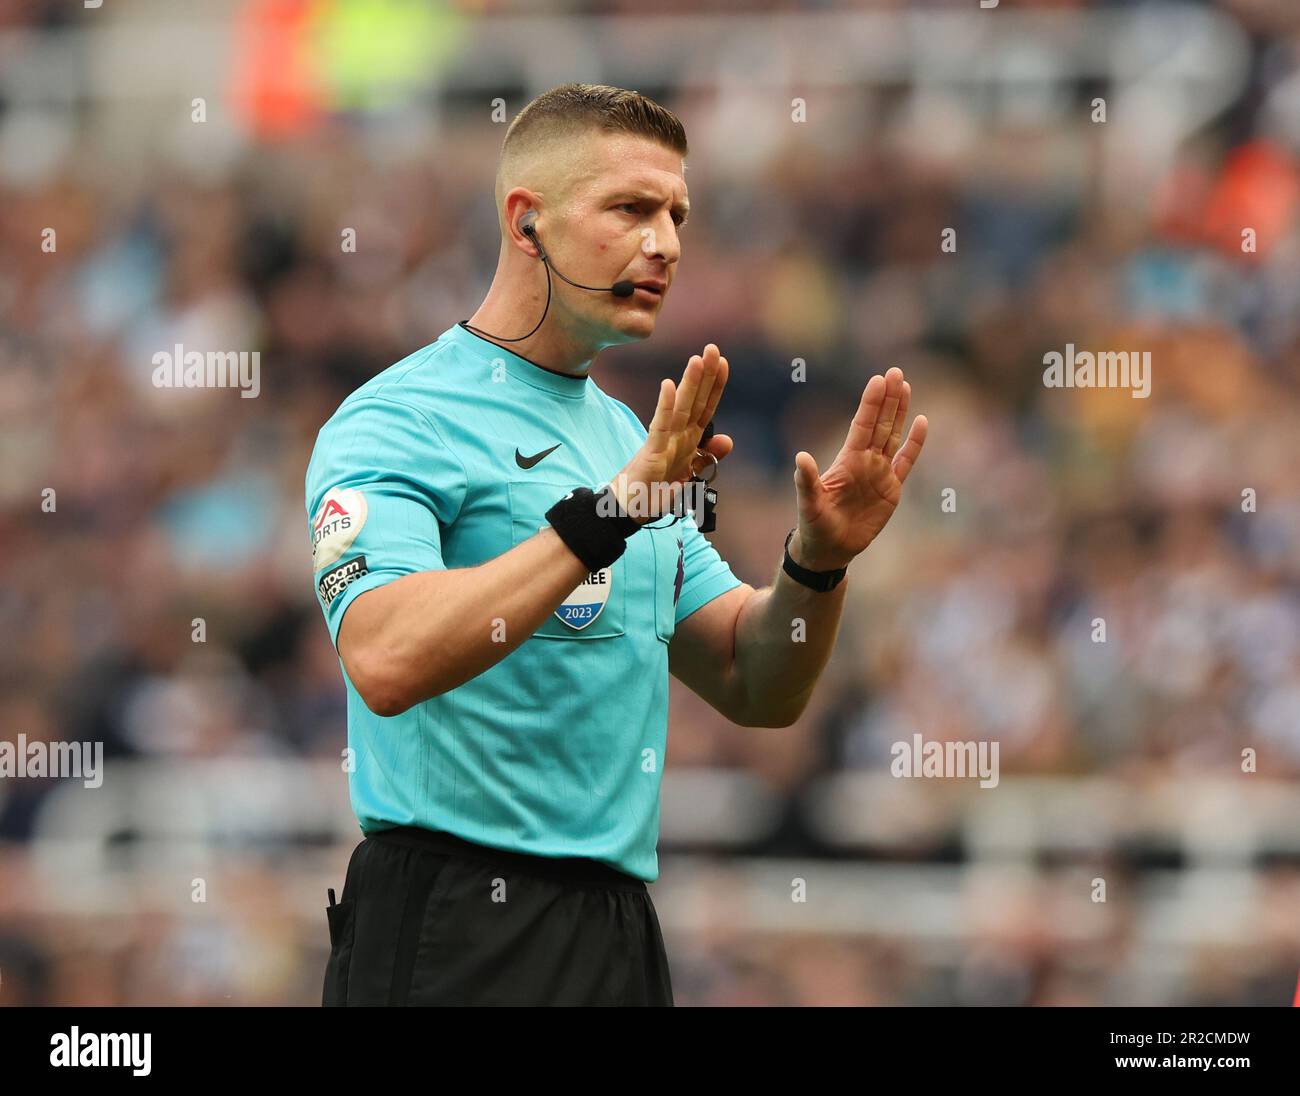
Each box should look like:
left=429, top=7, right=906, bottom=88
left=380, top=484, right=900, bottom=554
left=305, top=321, right=743, bottom=881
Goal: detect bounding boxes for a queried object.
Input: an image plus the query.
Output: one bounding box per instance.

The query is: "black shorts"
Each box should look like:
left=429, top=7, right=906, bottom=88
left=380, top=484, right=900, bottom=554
left=322, top=825, right=674, bottom=1006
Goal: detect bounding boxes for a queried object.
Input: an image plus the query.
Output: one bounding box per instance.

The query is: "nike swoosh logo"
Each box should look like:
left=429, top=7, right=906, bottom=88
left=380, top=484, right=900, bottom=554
left=515, top=443, right=562, bottom=469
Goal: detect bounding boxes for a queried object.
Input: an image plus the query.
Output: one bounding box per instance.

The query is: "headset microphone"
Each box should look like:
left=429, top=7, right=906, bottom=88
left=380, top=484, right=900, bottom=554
left=522, top=217, right=636, bottom=299
left=524, top=220, right=637, bottom=298
left=462, top=213, right=638, bottom=343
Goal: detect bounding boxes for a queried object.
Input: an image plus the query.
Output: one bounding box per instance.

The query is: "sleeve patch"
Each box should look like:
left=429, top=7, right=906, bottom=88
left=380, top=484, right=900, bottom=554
left=318, top=555, right=369, bottom=608
left=312, top=487, right=368, bottom=571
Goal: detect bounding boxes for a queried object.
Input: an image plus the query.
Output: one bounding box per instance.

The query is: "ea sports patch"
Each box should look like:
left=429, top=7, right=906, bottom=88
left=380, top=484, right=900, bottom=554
left=318, top=556, right=369, bottom=608
left=312, top=487, right=368, bottom=571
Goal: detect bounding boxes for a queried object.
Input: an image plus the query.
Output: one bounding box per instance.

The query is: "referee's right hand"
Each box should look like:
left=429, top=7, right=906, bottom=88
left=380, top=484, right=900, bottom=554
left=610, top=344, right=732, bottom=524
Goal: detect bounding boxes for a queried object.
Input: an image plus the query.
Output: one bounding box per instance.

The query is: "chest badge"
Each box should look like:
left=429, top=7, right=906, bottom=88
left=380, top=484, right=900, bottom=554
left=555, top=567, right=612, bottom=630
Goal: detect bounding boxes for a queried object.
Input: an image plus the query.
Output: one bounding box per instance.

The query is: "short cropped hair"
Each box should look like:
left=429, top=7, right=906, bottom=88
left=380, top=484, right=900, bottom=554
left=495, top=84, right=688, bottom=221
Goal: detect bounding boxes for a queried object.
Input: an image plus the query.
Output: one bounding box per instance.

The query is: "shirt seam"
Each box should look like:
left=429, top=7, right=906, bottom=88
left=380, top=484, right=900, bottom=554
left=339, top=390, right=471, bottom=527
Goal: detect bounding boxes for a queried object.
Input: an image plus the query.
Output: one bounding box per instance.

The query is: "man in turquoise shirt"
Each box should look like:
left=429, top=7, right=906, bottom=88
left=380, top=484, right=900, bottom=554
left=307, top=319, right=739, bottom=884
left=309, top=84, right=927, bottom=1007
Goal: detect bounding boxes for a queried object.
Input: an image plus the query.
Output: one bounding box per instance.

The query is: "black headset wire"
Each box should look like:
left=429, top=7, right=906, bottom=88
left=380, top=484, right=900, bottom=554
left=461, top=228, right=555, bottom=344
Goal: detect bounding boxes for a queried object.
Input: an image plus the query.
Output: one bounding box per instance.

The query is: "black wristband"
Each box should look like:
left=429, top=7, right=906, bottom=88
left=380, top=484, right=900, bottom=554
left=782, top=527, right=847, bottom=592
left=546, top=486, right=640, bottom=573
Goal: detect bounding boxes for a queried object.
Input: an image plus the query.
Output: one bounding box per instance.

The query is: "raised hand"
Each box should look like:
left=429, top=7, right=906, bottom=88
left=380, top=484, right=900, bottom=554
left=789, top=366, right=928, bottom=571
left=611, top=343, right=733, bottom=523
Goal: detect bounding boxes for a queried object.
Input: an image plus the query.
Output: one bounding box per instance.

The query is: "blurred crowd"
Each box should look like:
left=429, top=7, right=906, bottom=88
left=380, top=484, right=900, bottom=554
left=3, top=0, right=1300, bottom=1005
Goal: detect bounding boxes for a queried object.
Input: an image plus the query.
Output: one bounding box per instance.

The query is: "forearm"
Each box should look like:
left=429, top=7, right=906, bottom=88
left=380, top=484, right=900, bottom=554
left=732, top=534, right=849, bottom=727
left=339, top=526, right=595, bottom=714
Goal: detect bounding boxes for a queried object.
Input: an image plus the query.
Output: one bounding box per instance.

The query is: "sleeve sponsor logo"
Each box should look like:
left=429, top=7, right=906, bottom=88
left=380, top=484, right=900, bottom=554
left=318, top=555, right=369, bottom=608
left=311, top=487, right=368, bottom=571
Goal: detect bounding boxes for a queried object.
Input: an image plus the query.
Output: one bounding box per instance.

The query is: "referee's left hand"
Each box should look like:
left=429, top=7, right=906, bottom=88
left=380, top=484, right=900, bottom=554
left=788, top=366, right=928, bottom=572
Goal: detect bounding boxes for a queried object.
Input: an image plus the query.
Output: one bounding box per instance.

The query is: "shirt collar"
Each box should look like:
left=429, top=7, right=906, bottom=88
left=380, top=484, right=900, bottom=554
left=449, top=321, right=590, bottom=400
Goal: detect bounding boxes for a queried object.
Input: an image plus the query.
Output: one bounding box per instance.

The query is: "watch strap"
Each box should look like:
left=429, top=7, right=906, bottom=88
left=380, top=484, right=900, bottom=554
left=782, top=528, right=847, bottom=592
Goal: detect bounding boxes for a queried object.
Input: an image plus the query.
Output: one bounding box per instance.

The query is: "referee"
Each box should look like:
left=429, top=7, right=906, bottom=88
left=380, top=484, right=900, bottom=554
left=306, top=84, right=927, bottom=1006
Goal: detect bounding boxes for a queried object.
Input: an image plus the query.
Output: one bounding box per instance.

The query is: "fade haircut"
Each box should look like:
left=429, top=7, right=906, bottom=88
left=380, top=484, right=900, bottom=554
left=494, top=84, right=688, bottom=232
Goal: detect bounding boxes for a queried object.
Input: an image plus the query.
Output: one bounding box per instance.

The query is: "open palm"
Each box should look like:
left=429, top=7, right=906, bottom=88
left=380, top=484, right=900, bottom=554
left=644, top=343, right=733, bottom=483
left=792, top=367, right=928, bottom=571
left=615, top=344, right=734, bottom=522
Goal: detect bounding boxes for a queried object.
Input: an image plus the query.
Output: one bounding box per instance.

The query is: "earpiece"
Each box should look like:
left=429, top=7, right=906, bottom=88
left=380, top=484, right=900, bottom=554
left=518, top=210, right=546, bottom=261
